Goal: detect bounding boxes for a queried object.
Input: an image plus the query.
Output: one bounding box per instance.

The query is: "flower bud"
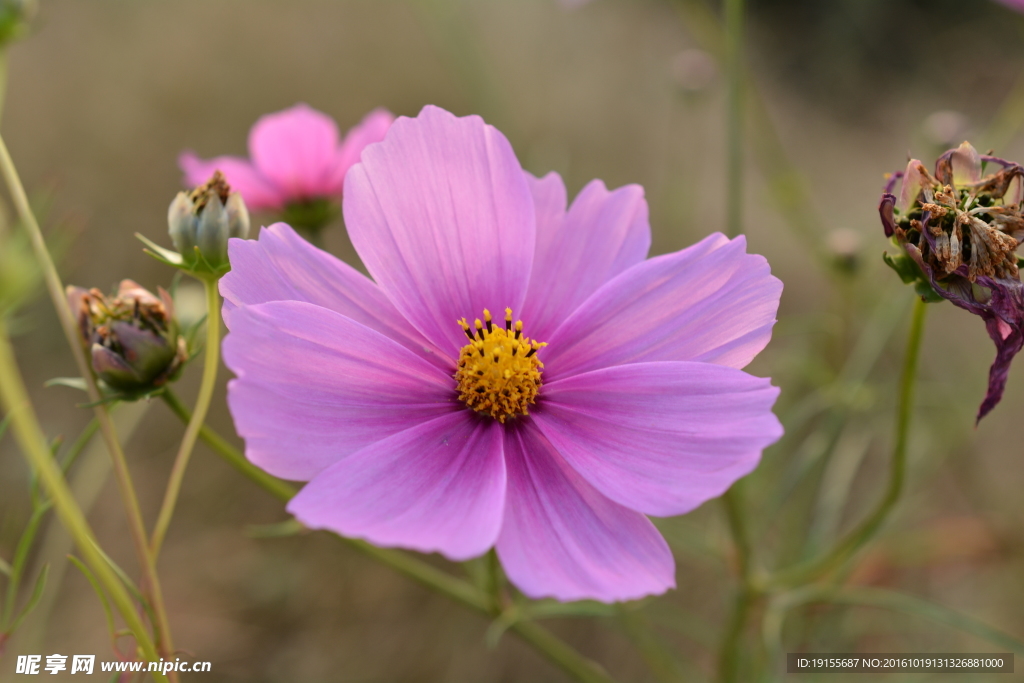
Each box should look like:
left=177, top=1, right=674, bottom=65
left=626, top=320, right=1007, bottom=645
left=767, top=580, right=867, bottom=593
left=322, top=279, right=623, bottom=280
left=168, top=171, right=249, bottom=272
left=66, top=280, right=187, bottom=397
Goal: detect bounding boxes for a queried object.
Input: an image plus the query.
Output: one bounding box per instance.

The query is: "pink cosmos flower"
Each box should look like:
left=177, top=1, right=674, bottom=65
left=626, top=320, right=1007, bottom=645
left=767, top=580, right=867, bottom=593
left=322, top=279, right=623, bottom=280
left=179, top=104, right=393, bottom=212
left=993, top=0, right=1024, bottom=12
left=220, top=106, right=783, bottom=602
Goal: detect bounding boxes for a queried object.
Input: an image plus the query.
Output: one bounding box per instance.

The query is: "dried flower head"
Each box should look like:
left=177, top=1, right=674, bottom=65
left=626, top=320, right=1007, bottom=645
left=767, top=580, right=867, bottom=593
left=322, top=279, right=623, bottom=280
left=66, top=280, right=187, bottom=396
left=880, top=142, right=1024, bottom=421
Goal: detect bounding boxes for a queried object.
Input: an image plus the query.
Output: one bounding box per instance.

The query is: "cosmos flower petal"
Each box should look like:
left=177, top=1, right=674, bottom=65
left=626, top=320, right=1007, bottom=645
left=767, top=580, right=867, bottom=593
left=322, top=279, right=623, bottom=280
left=532, top=361, right=782, bottom=517
left=326, top=108, right=395, bottom=194
left=288, top=411, right=506, bottom=561
left=220, top=224, right=450, bottom=370
left=496, top=420, right=675, bottom=602
left=178, top=152, right=285, bottom=210
left=223, top=301, right=459, bottom=481
left=344, top=105, right=536, bottom=358
left=542, top=234, right=781, bottom=380
left=249, top=103, right=341, bottom=199
left=521, top=174, right=651, bottom=340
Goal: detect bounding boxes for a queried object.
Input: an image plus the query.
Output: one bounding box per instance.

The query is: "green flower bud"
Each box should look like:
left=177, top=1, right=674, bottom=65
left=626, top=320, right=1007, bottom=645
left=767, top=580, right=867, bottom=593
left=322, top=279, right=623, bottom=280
left=167, top=171, right=249, bottom=273
left=66, top=280, right=187, bottom=398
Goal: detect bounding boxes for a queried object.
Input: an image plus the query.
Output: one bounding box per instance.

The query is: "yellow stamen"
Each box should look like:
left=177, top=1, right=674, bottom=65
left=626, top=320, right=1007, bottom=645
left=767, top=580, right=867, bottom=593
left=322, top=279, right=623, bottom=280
left=454, top=309, right=547, bottom=423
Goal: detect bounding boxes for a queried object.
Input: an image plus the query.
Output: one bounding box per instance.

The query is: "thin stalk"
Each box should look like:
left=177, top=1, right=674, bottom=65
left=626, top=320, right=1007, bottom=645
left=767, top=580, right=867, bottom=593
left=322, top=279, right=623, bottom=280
left=160, top=388, right=294, bottom=503
left=723, top=0, right=744, bottom=237
left=0, top=133, right=177, bottom=669
left=162, top=397, right=616, bottom=683
left=150, top=278, right=221, bottom=559
left=0, top=320, right=167, bottom=681
left=717, top=484, right=757, bottom=683
left=0, top=49, right=8, bottom=130
left=770, top=297, right=928, bottom=588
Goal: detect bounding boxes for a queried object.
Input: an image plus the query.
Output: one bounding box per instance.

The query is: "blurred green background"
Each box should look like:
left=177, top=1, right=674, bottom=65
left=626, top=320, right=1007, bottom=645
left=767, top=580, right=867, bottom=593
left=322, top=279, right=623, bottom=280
left=2, top=0, right=1024, bottom=681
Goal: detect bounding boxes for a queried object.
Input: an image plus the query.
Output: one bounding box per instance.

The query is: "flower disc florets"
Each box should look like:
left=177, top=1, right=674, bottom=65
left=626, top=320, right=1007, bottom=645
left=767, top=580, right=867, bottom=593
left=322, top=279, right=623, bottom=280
left=882, top=142, right=1024, bottom=286
left=455, top=308, right=546, bottom=422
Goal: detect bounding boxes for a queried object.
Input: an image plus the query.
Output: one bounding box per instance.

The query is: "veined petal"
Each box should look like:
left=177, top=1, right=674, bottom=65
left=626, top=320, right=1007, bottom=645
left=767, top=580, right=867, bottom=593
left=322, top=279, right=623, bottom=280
left=326, top=108, right=395, bottom=195
left=533, top=361, right=782, bottom=517
left=288, top=411, right=505, bottom=561
left=249, top=103, right=340, bottom=199
left=344, top=105, right=536, bottom=358
left=521, top=174, right=651, bottom=340
left=223, top=301, right=459, bottom=481
left=542, top=234, right=780, bottom=380
left=496, top=420, right=674, bottom=602
left=178, top=152, right=284, bottom=210
left=220, top=223, right=450, bottom=370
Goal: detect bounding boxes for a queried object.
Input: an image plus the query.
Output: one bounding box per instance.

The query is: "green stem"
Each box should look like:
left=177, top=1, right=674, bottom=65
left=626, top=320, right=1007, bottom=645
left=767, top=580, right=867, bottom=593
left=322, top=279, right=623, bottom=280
left=150, top=278, right=221, bottom=559
left=771, top=297, right=928, bottom=588
left=717, top=587, right=755, bottom=683
left=723, top=0, right=744, bottom=237
left=0, top=321, right=167, bottom=681
left=162, top=395, right=616, bottom=683
left=0, top=133, right=177, bottom=671
left=718, top=483, right=757, bottom=683
left=161, top=388, right=295, bottom=503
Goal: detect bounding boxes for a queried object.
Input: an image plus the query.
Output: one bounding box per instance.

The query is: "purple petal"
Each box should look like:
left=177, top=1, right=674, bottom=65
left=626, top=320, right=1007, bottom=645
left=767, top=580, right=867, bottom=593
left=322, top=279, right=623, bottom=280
left=220, top=223, right=450, bottom=370
left=496, top=419, right=674, bottom=602
left=541, top=234, right=781, bottom=380
left=532, top=361, right=782, bottom=517
left=897, top=160, right=925, bottom=214
left=950, top=141, right=982, bottom=188
left=223, top=301, right=459, bottom=481
left=288, top=411, right=505, bottom=561
left=326, top=108, right=395, bottom=194
left=879, top=193, right=897, bottom=238
left=344, top=105, right=535, bottom=358
left=249, top=103, right=341, bottom=200
left=178, top=152, right=284, bottom=210
left=520, top=174, right=651, bottom=340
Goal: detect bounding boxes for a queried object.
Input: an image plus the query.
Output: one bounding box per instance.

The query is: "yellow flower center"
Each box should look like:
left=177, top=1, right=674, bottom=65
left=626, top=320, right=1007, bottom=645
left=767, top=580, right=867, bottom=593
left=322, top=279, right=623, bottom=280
left=454, top=308, right=547, bottom=423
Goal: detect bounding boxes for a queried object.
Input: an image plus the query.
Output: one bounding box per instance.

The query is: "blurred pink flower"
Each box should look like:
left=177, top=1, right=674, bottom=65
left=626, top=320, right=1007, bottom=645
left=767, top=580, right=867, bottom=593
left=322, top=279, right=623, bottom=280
left=993, top=0, right=1024, bottom=11
left=179, top=104, right=393, bottom=211
left=220, top=106, right=783, bottom=602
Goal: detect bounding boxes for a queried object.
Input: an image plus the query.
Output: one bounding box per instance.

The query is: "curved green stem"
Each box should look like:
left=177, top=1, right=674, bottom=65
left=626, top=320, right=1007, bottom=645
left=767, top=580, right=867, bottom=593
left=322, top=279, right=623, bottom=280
left=770, top=297, right=928, bottom=589
left=162, top=396, right=616, bottom=683
left=160, top=388, right=295, bottom=503
left=0, top=321, right=167, bottom=681
left=150, top=277, right=221, bottom=559
left=0, top=133, right=176, bottom=670
left=723, top=0, right=744, bottom=237
left=718, top=483, right=758, bottom=683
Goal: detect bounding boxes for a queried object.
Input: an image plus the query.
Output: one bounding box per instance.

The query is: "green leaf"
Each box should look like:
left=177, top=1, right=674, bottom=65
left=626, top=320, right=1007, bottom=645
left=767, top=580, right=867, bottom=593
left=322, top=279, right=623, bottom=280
left=882, top=251, right=922, bottom=285
left=245, top=518, right=305, bottom=538
left=7, top=564, right=49, bottom=634
left=3, top=505, right=48, bottom=628
left=0, top=556, right=11, bottom=577
left=136, top=232, right=184, bottom=268
left=66, top=556, right=117, bottom=643
left=44, top=376, right=89, bottom=392
left=0, top=411, right=11, bottom=441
